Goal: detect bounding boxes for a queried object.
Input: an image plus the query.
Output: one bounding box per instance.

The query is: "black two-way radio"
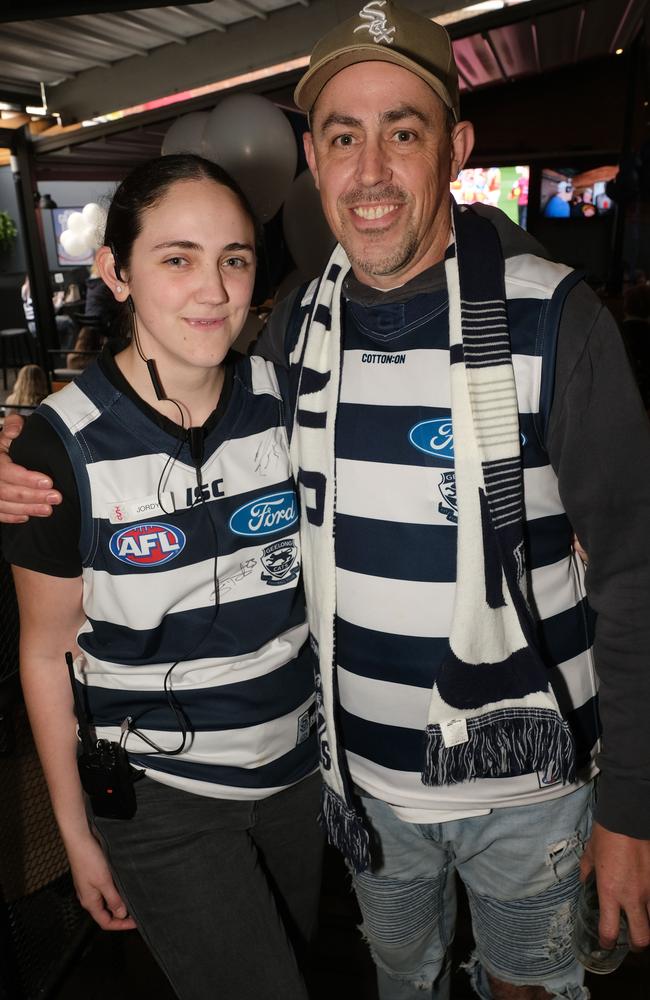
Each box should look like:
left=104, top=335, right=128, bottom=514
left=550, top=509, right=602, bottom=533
left=66, top=652, right=138, bottom=820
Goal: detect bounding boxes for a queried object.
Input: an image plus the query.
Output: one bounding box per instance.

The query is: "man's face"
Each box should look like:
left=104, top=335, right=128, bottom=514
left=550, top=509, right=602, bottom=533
left=304, top=62, right=473, bottom=289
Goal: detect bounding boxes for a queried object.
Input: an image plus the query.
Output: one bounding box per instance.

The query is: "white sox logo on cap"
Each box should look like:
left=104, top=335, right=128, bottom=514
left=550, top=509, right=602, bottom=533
left=354, top=1, right=396, bottom=45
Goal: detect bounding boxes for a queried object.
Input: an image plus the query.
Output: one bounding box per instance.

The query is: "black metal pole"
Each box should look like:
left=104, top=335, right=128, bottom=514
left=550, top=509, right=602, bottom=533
left=9, top=125, right=56, bottom=384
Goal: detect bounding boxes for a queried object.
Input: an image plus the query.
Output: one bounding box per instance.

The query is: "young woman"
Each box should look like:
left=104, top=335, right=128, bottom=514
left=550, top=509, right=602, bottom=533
left=2, top=155, right=322, bottom=1000
left=3, top=363, right=48, bottom=414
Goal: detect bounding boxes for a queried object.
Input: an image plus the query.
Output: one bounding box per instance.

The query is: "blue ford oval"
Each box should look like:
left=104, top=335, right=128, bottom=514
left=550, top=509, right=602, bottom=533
left=230, top=491, right=299, bottom=538
left=409, top=419, right=455, bottom=460
left=409, top=420, right=527, bottom=460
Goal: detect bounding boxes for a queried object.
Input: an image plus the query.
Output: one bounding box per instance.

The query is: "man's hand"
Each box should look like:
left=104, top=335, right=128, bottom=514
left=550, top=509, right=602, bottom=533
left=572, top=534, right=588, bottom=564
left=0, top=413, right=61, bottom=523
left=66, top=831, right=136, bottom=931
left=581, top=821, right=650, bottom=951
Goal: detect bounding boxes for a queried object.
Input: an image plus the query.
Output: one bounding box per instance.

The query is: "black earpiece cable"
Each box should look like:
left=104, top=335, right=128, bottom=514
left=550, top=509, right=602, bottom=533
left=118, top=288, right=221, bottom=757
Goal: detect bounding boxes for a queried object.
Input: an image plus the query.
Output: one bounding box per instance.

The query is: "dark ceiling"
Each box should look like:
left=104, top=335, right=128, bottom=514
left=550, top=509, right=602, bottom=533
left=1, top=0, right=645, bottom=180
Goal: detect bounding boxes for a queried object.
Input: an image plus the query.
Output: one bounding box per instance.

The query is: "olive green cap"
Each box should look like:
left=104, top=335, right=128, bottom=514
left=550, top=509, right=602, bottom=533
left=294, top=1, right=459, bottom=119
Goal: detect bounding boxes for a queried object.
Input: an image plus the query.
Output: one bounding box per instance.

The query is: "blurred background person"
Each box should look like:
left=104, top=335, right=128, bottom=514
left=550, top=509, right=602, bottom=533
left=21, top=275, right=77, bottom=352
left=3, top=365, right=49, bottom=416
left=65, top=326, right=103, bottom=372
left=544, top=179, right=573, bottom=217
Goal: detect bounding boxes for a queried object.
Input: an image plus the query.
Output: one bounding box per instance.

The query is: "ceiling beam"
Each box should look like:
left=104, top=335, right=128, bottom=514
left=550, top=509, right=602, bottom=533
left=49, top=17, right=151, bottom=55
left=573, top=5, right=586, bottom=62
left=167, top=6, right=226, bottom=31
left=231, top=0, right=268, bottom=20
left=530, top=21, right=541, bottom=74
left=0, top=52, right=75, bottom=81
left=114, top=11, right=188, bottom=44
left=610, top=0, right=637, bottom=53
left=45, top=0, right=478, bottom=123
left=0, top=1, right=215, bottom=20
left=482, top=31, right=509, bottom=82
left=0, top=25, right=112, bottom=67
left=33, top=65, right=304, bottom=156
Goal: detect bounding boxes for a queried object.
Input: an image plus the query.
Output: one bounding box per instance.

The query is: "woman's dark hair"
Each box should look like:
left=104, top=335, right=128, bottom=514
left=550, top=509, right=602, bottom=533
left=105, top=153, right=258, bottom=280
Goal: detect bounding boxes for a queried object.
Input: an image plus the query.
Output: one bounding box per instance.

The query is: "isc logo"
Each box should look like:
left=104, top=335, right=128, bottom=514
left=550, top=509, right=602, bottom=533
left=109, top=522, right=186, bottom=567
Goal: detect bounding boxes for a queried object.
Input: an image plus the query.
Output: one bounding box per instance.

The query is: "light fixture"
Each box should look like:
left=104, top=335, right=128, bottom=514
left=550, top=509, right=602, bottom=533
left=616, top=48, right=624, bottom=55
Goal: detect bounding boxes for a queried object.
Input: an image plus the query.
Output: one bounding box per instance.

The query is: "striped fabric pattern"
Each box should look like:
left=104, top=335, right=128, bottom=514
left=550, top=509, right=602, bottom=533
left=461, top=299, right=511, bottom=367
left=39, top=356, right=317, bottom=800
left=333, top=250, right=598, bottom=818
left=289, top=219, right=598, bottom=836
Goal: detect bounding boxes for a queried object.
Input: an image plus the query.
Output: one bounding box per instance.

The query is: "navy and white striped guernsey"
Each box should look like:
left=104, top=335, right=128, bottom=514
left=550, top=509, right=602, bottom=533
left=290, top=243, right=600, bottom=826
left=39, top=355, right=318, bottom=800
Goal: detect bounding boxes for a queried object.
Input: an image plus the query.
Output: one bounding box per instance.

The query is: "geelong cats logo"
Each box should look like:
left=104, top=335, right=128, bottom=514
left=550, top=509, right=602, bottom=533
left=260, top=539, right=300, bottom=587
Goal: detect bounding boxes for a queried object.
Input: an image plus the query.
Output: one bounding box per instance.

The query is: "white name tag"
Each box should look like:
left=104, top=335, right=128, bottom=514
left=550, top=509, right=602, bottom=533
left=440, top=718, right=469, bottom=748
left=107, top=493, right=175, bottom=524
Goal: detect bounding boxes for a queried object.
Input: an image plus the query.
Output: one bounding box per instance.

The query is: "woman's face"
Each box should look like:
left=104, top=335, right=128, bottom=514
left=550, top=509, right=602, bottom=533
left=124, top=177, right=256, bottom=374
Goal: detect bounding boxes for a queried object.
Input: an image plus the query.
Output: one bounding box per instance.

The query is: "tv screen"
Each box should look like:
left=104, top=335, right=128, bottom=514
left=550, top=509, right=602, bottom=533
left=451, top=165, right=529, bottom=229
left=53, top=207, right=95, bottom=267
left=541, top=167, right=618, bottom=220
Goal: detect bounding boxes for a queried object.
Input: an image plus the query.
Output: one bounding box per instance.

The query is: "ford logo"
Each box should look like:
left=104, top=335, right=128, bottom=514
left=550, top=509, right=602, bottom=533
left=409, top=420, right=527, bottom=460
left=229, top=491, right=299, bottom=538
left=409, top=419, right=455, bottom=460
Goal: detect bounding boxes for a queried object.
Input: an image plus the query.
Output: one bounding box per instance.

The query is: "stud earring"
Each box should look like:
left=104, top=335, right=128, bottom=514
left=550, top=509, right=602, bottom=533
left=116, top=284, right=123, bottom=293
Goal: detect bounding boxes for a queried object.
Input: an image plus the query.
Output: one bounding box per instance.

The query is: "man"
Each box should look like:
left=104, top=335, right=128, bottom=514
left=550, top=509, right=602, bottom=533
left=2, top=4, right=649, bottom=998
left=543, top=180, right=573, bottom=218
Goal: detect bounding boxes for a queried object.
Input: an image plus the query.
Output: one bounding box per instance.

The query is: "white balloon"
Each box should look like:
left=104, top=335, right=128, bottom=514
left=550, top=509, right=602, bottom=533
left=79, top=223, right=99, bottom=249
left=60, top=229, right=87, bottom=257
left=202, top=95, right=297, bottom=223
left=283, top=170, right=336, bottom=281
left=82, top=202, right=105, bottom=226
left=66, top=211, right=86, bottom=233
left=162, top=112, right=209, bottom=156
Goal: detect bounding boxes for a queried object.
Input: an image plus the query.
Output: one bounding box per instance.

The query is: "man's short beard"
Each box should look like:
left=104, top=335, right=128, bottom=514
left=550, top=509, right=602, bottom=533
left=343, top=228, right=420, bottom=278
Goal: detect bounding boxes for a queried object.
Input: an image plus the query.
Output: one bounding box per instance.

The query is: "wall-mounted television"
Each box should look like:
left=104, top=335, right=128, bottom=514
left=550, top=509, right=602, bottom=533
left=451, top=165, right=529, bottom=229
left=540, top=167, right=618, bottom=220
left=52, top=207, right=95, bottom=267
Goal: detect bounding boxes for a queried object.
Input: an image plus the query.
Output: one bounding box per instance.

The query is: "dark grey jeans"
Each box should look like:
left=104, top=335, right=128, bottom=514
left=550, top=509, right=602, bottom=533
left=93, top=772, right=324, bottom=1000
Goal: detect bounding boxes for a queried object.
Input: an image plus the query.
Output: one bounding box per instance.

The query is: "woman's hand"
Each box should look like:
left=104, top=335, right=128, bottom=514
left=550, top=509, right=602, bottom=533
left=66, top=830, right=137, bottom=931
left=0, top=413, right=62, bottom=523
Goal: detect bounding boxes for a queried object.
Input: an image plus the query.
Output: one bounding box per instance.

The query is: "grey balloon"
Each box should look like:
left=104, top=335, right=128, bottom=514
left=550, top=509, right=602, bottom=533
left=161, top=112, right=209, bottom=156
left=283, top=170, right=336, bottom=281
left=202, top=94, right=297, bottom=223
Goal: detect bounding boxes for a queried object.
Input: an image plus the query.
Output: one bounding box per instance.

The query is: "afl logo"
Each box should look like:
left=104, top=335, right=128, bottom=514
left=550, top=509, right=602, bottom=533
left=230, top=491, right=298, bottom=538
left=109, top=522, right=186, bottom=567
left=410, top=419, right=455, bottom=460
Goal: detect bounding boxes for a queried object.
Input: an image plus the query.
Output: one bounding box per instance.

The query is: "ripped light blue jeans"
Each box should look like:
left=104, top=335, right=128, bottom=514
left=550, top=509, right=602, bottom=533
left=352, top=782, right=594, bottom=999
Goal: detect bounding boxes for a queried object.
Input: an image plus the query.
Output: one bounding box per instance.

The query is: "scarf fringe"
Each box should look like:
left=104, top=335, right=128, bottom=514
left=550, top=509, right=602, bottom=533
left=422, top=708, right=576, bottom=787
left=320, top=784, right=371, bottom=873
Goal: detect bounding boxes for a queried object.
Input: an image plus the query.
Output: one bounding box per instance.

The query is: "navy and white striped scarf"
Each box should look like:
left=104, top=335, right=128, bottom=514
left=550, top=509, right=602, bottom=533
left=292, top=202, right=576, bottom=872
